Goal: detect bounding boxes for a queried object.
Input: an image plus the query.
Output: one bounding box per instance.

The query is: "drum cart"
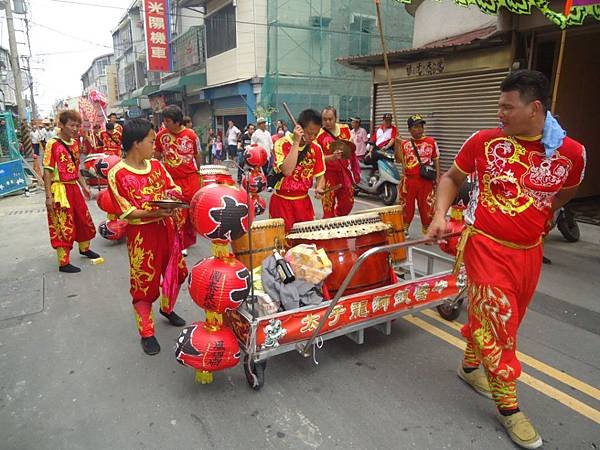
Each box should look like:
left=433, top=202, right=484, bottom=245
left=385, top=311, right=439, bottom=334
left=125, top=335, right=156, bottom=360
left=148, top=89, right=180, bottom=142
left=225, top=235, right=466, bottom=390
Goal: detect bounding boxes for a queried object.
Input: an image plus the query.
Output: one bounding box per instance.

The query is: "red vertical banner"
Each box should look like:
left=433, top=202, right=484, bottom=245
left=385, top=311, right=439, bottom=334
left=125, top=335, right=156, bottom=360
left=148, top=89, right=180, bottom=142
left=144, top=0, right=172, bottom=72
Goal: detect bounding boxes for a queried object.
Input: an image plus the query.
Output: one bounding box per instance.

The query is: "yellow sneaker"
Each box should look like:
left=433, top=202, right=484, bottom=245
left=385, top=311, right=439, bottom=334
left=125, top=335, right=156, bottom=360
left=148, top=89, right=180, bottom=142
left=497, top=411, right=543, bottom=449
left=457, top=364, right=493, bottom=399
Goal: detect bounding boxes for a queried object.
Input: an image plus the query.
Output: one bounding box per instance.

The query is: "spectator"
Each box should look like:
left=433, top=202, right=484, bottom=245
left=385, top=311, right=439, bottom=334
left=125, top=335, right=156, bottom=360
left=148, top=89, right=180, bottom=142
left=205, top=128, right=216, bottom=164
left=251, top=117, right=274, bottom=185
left=183, top=116, right=193, bottom=128
left=31, top=124, right=43, bottom=157
left=237, top=123, right=255, bottom=182
left=212, top=134, right=223, bottom=162
left=350, top=117, right=368, bottom=161
left=225, top=120, right=241, bottom=161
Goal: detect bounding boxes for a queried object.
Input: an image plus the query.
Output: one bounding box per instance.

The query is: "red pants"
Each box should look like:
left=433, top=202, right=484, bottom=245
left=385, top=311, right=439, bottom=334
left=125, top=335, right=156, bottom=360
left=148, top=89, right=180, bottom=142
left=126, top=220, right=188, bottom=337
left=173, top=173, right=201, bottom=249
left=461, top=234, right=543, bottom=409
left=322, top=171, right=354, bottom=218
left=399, top=175, right=435, bottom=232
left=269, top=194, right=314, bottom=232
left=47, top=183, right=96, bottom=266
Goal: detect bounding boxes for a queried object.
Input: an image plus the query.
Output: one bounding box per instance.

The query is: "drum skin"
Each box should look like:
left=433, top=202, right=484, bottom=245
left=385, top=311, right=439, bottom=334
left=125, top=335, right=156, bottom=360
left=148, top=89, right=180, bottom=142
left=288, top=230, right=391, bottom=296
left=231, top=219, right=286, bottom=270
left=358, top=206, right=407, bottom=263
left=198, top=165, right=235, bottom=188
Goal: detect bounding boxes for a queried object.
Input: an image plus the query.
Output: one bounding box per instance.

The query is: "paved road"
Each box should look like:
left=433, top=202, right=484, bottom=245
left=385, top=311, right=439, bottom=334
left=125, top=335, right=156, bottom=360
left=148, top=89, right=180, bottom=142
left=0, top=181, right=599, bottom=450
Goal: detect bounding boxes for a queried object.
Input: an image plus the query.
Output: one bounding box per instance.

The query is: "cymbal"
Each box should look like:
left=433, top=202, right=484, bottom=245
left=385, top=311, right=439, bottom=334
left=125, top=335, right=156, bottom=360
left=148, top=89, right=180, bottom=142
left=330, top=139, right=356, bottom=160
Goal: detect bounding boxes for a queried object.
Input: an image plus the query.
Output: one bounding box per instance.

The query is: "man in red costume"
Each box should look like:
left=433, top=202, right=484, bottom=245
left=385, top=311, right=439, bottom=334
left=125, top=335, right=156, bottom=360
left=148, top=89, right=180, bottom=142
left=270, top=109, right=326, bottom=231
left=109, top=118, right=187, bottom=355
left=153, top=105, right=202, bottom=253
left=316, top=106, right=359, bottom=218
left=428, top=70, right=585, bottom=449
left=43, top=110, right=100, bottom=273
left=108, top=113, right=123, bottom=138
left=101, top=122, right=122, bottom=157
left=398, top=114, right=441, bottom=235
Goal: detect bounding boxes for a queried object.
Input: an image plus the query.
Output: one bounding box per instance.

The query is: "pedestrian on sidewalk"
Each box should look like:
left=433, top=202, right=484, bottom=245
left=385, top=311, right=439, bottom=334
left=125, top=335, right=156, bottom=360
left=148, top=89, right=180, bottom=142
left=237, top=123, right=255, bottom=182
left=108, top=118, right=187, bottom=355
left=42, top=110, right=100, bottom=273
left=225, top=120, right=241, bottom=161
left=251, top=117, right=273, bottom=181
left=428, top=70, right=586, bottom=449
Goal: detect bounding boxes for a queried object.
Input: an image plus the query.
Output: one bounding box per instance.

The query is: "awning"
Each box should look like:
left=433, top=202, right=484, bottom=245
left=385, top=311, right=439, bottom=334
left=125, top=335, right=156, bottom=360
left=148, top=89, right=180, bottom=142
left=117, top=98, right=138, bottom=107
left=159, top=70, right=207, bottom=92
left=339, top=26, right=508, bottom=69
left=395, top=0, right=600, bottom=28
left=130, top=85, right=160, bottom=99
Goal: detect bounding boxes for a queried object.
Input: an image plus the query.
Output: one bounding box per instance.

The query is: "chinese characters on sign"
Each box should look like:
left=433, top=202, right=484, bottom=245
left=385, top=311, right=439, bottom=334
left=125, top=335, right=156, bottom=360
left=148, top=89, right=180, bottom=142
left=144, top=0, right=172, bottom=72
left=406, top=59, right=445, bottom=77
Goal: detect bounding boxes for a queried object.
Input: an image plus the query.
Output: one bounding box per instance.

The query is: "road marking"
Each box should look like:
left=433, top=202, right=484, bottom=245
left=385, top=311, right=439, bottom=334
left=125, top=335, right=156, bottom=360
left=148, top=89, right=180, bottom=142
left=419, top=309, right=600, bottom=402
left=403, top=314, right=600, bottom=425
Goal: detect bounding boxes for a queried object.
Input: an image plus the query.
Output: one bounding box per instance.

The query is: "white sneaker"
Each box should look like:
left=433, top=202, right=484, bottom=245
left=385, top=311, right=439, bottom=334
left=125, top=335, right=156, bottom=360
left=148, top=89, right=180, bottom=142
left=181, top=249, right=188, bottom=257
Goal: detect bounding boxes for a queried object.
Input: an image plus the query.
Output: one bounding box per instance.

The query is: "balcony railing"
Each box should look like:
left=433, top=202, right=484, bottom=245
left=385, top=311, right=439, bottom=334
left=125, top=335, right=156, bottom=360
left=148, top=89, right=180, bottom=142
left=171, top=25, right=205, bottom=73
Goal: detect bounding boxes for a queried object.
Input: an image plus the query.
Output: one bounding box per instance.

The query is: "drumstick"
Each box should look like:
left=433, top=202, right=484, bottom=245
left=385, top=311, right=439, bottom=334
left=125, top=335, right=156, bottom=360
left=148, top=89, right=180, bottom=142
left=318, top=184, right=342, bottom=196
left=282, top=102, right=299, bottom=128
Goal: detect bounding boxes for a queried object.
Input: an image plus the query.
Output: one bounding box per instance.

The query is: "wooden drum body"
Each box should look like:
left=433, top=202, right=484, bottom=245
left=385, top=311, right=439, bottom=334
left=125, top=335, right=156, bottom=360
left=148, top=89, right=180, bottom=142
left=354, top=206, right=406, bottom=263
left=198, top=165, right=235, bottom=188
left=287, top=213, right=392, bottom=296
left=231, top=219, right=286, bottom=270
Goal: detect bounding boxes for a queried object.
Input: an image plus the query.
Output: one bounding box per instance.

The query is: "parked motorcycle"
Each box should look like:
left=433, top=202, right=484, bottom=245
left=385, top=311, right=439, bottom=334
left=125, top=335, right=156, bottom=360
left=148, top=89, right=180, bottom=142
left=354, top=146, right=401, bottom=206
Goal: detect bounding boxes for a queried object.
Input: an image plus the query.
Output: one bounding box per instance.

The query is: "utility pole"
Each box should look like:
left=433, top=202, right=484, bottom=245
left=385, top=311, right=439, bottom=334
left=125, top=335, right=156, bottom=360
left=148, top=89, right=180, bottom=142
left=4, top=0, right=27, bottom=121
left=24, top=13, right=37, bottom=119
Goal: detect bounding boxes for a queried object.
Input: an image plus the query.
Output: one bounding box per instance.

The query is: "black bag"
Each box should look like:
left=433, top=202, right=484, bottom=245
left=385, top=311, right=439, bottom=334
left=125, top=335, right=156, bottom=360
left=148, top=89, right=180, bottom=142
left=267, top=144, right=310, bottom=189
left=411, top=139, right=436, bottom=181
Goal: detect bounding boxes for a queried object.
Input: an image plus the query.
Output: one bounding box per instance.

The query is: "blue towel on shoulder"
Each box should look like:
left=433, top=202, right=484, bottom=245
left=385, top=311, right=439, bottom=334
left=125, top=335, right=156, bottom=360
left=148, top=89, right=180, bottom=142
left=541, top=111, right=566, bottom=158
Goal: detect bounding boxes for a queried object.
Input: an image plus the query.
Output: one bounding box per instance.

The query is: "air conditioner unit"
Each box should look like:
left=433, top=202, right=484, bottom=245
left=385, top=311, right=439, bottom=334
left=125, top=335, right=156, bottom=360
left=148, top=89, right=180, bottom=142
left=309, top=16, right=332, bottom=28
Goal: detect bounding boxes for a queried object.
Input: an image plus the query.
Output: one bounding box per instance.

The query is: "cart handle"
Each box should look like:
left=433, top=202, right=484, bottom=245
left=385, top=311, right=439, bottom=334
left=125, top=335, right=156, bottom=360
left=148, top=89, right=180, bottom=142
left=297, top=232, right=461, bottom=357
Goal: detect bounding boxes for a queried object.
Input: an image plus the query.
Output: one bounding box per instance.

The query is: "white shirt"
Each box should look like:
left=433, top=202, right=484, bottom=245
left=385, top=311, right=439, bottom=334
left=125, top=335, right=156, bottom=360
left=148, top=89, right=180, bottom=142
left=251, top=128, right=273, bottom=157
left=31, top=129, right=42, bottom=144
left=226, top=126, right=240, bottom=146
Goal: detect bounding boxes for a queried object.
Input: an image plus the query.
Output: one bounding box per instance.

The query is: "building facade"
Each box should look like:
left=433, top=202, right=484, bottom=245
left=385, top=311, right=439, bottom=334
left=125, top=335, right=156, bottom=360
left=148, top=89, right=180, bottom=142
left=81, top=53, right=116, bottom=108
left=343, top=0, right=599, bottom=202
left=0, top=47, right=18, bottom=113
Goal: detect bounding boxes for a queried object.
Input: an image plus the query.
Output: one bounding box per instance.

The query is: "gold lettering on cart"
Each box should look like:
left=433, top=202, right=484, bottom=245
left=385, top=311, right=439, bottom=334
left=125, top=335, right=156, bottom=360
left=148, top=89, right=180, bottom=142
left=372, top=295, right=390, bottom=313
left=300, top=313, right=320, bottom=333
left=432, top=280, right=449, bottom=294
left=328, top=305, right=347, bottom=327
left=393, top=289, right=410, bottom=306
left=349, top=300, right=369, bottom=320
left=414, top=284, right=431, bottom=302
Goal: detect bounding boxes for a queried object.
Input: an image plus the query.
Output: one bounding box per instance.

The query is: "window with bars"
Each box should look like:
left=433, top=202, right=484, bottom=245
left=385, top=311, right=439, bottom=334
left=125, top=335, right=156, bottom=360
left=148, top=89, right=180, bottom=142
left=206, top=4, right=236, bottom=58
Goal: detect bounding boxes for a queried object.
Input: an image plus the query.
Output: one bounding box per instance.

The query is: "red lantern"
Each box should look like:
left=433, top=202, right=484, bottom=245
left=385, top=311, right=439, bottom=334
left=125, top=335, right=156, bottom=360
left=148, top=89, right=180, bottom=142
left=96, top=189, right=121, bottom=216
left=188, top=256, right=251, bottom=313
left=439, top=206, right=466, bottom=256
left=244, top=145, right=268, bottom=167
left=190, top=184, right=252, bottom=243
left=242, top=169, right=267, bottom=194
left=175, top=322, right=241, bottom=372
left=98, top=219, right=127, bottom=241
left=95, top=154, right=121, bottom=179
left=253, top=195, right=266, bottom=216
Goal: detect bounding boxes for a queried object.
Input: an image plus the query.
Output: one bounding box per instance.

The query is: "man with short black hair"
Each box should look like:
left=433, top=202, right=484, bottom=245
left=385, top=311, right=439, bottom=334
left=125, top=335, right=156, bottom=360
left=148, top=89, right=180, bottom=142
left=428, top=70, right=586, bottom=449
left=270, top=109, right=326, bottom=231
left=226, top=119, right=241, bottom=161
left=154, top=105, right=202, bottom=252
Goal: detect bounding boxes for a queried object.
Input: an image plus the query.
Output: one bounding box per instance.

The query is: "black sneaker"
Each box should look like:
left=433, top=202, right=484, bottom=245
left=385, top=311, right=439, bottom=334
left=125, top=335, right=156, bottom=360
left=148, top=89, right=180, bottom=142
left=59, top=264, right=81, bottom=273
left=141, top=336, right=160, bottom=355
left=160, top=310, right=186, bottom=327
left=80, top=249, right=100, bottom=259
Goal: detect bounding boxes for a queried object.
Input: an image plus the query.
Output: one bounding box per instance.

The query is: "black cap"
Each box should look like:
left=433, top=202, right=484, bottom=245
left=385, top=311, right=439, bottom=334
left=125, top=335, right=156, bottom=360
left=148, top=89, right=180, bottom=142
left=382, top=113, right=392, bottom=120
left=407, top=114, right=426, bottom=128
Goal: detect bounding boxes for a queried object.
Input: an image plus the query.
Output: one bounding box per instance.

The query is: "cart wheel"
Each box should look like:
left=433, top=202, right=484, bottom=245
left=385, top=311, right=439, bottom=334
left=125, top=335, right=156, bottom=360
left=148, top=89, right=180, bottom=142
left=243, top=355, right=267, bottom=391
left=436, top=298, right=464, bottom=321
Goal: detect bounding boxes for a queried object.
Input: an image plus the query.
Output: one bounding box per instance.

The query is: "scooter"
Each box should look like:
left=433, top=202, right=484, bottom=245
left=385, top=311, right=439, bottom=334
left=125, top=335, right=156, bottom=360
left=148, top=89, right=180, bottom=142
left=355, top=146, right=401, bottom=206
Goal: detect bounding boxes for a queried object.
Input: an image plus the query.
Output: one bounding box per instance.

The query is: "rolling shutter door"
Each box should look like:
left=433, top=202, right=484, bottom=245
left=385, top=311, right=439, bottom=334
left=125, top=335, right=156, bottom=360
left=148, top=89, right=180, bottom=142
left=374, top=69, right=509, bottom=172
left=214, top=106, right=247, bottom=116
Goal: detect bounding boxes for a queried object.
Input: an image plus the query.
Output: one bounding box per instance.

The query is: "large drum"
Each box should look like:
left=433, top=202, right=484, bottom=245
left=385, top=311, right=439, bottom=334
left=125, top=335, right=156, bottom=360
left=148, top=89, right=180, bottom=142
left=231, top=219, right=286, bottom=270
left=354, top=206, right=406, bottom=263
left=198, top=165, right=235, bottom=188
left=81, top=153, right=108, bottom=186
left=286, top=213, right=392, bottom=296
